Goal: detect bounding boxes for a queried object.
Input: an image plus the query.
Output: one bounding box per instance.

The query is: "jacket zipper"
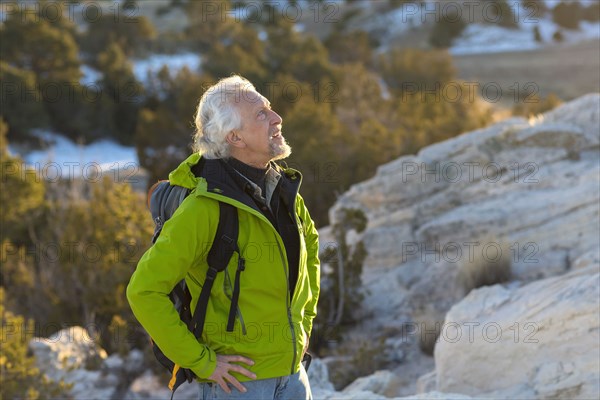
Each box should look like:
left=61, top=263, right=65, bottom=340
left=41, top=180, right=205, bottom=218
left=200, top=190, right=299, bottom=372
left=274, top=232, right=297, bottom=375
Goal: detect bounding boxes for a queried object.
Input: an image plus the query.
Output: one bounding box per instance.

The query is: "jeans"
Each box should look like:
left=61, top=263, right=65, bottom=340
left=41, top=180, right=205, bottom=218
left=199, top=365, right=312, bottom=400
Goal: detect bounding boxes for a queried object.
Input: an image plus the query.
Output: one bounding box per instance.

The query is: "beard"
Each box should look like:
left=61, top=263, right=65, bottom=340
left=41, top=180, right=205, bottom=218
left=269, top=136, right=292, bottom=161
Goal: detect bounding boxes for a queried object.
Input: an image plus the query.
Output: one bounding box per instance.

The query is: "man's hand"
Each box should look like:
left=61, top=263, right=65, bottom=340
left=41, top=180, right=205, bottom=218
left=208, top=354, right=256, bottom=394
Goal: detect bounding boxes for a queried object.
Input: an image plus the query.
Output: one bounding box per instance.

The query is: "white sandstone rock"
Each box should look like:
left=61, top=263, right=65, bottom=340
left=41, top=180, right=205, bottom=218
left=320, top=94, right=600, bottom=398
left=342, top=370, right=401, bottom=397
left=29, top=326, right=115, bottom=399
left=435, top=266, right=600, bottom=398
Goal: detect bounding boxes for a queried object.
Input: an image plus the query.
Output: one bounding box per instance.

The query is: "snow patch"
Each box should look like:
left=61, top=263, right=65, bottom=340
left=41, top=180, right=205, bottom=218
left=451, top=16, right=600, bottom=55
left=132, top=53, right=202, bottom=85
left=79, top=65, right=103, bottom=86
left=12, top=130, right=139, bottom=179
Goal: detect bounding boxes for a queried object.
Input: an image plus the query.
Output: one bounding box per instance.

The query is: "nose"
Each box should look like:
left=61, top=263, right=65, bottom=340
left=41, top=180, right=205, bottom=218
left=270, top=110, right=283, bottom=125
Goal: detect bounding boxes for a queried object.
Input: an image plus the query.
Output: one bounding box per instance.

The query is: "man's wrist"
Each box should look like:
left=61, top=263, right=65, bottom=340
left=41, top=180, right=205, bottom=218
left=192, top=347, right=218, bottom=379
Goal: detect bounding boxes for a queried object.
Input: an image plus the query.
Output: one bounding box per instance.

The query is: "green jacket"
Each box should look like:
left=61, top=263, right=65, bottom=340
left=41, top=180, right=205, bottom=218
left=126, top=153, right=320, bottom=381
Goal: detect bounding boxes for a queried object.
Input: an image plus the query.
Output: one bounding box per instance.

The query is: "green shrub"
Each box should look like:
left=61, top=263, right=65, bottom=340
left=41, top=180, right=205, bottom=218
left=312, top=208, right=368, bottom=353
left=324, top=30, right=375, bottom=66
left=379, top=49, right=457, bottom=93
left=488, top=0, right=519, bottom=28
left=429, top=11, right=466, bottom=48
left=1, top=137, right=153, bottom=354
left=326, top=336, right=388, bottom=390
left=582, top=2, right=600, bottom=22
left=553, top=1, right=583, bottom=30
left=322, top=208, right=367, bottom=325
left=418, top=322, right=442, bottom=356
left=533, top=26, right=543, bottom=42
left=512, top=93, right=563, bottom=117
left=553, top=29, right=564, bottom=42
left=0, top=289, right=72, bottom=399
left=0, top=127, right=45, bottom=243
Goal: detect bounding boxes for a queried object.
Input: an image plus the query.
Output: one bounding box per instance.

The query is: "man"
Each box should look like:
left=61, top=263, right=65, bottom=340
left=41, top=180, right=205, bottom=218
left=127, top=75, right=320, bottom=400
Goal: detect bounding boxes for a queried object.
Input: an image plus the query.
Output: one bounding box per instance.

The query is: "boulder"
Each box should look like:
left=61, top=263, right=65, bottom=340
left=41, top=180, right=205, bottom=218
left=328, top=94, right=599, bottom=289
left=398, top=392, right=472, bottom=399
left=124, top=370, right=200, bottom=399
left=435, top=266, right=600, bottom=398
left=342, top=370, right=402, bottom=397
left=309, top=357, right=336, bottom=394
left=29, top=326, right=116, bottom=400
left=416, top=371, right=437, bottom=394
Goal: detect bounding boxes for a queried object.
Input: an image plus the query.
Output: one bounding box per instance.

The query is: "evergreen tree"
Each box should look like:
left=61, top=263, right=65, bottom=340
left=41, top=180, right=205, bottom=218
left=83, top=14, right=156, bottom=59
left=378, top=49, right=456, bottom=95
left=553, top=1, right=583, bottom=30
left=387, top=82, right=493, bottom=151
left=287, top=36, right=335, bottom=84
left=0, top=5, right=81, bottom=83
left=96, top=43, right=143, bottom=144
left=489, top=0, right=518, bottom=28
left=184, top=0, right=237, bottom=53
left=0, top=118, right=6, bottom=153
left=135, top=68, right=210, bottom=184
left=264, top=18, right=335, bottom=85
left=429, top=8, right=466, bottom=48
left=203, top=23, right=269, bottom=86
left=533, top=25, right=543, bottom=42
left=0, top=62, right=51, bottom=140
left=582, top=2, right=600, bottom=22
left=282, top=97, right=346, bottom=225
left=324, top=30, right=375, bottom=67
left=0, top=3, right=96, bottom=140
left=0, top=119, right=45, bottom=244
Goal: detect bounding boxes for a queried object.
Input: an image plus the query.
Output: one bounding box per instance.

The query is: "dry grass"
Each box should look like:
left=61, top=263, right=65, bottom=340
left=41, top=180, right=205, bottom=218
left=457, top=238, right=512, bottom=294
left=326, top=335, right=389, bottom=390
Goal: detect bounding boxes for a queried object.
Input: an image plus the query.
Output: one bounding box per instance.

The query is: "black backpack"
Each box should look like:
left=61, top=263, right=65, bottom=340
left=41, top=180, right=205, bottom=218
left=146, top=161, right=245, bottom=397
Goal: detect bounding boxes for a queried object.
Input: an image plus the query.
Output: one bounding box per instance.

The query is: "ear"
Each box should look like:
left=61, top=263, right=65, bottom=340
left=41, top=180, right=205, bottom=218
left=226, top=131, right=246, bottom=148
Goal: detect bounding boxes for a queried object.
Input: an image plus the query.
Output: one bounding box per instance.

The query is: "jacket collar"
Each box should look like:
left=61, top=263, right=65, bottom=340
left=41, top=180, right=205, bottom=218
left=169, top=153, right=302, bottom=216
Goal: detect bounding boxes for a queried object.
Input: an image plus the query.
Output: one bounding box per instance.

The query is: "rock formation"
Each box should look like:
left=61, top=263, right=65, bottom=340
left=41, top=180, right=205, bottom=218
left=323, top=93, right=600, bottom=396
left=435, top=265, right=599, bottom=398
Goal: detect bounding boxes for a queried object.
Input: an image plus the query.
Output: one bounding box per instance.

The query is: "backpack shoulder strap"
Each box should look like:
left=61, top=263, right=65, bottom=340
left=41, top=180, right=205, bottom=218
left=190, top=201, right=239, bottom=338
left=207, top=202, right=238, bottom=272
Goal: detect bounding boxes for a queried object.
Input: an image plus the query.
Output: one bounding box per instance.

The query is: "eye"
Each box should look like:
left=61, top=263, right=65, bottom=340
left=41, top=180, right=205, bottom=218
left=257, top=109, right=267, bottom=120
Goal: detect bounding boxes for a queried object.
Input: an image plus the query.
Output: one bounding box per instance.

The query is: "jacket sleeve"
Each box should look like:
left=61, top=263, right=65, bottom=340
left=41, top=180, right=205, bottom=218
left=297, top=195, right=320, bottom=337
left=126, top=196, right=218, bottom=379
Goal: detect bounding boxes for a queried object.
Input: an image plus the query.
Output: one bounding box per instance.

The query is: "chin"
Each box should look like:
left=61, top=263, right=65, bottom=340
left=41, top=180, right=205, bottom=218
left=270, top=142, right=292, bottom=161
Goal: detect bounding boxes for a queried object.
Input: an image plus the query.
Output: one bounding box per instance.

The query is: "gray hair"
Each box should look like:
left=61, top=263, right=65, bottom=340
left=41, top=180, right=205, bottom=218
left=192, top=75, right=257, bottom=159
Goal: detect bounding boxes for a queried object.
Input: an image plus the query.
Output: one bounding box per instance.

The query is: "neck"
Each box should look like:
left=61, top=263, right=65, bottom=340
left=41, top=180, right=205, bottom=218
left=229, top=152, right=270, bottom=169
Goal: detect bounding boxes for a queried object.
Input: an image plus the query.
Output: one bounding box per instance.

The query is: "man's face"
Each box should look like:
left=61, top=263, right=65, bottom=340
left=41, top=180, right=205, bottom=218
left=233, top=91, right=291, bottom=166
